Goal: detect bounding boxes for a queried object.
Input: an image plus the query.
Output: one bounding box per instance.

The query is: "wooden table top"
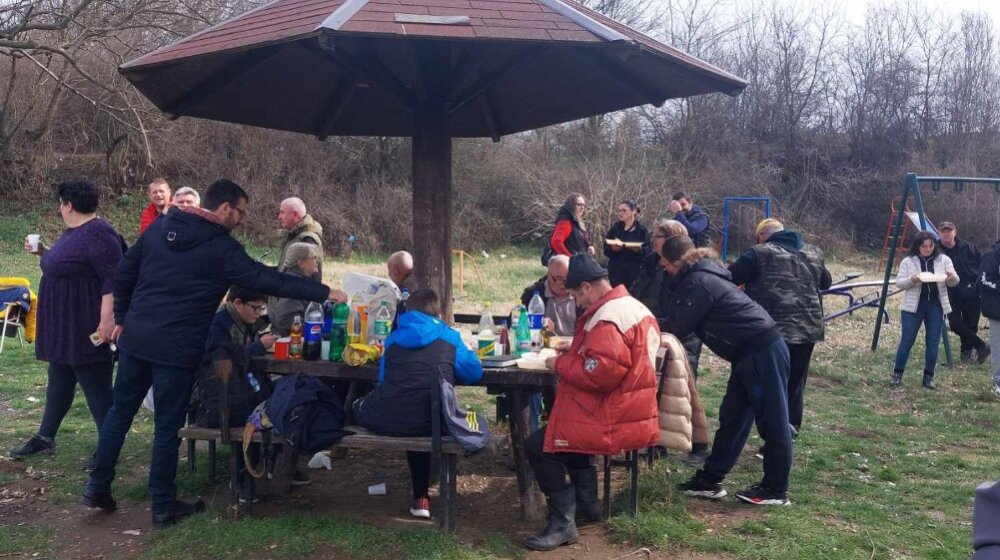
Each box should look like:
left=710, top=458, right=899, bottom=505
left=250, top=357, right=557, bottom=389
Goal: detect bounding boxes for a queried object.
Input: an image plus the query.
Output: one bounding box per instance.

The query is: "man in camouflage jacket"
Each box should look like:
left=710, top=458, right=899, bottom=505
left=729, top=219, right=831, bottom=436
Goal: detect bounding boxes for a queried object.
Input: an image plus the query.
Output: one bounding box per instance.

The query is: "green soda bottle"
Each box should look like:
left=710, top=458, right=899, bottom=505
left=329, top=302, right=350, bottom=361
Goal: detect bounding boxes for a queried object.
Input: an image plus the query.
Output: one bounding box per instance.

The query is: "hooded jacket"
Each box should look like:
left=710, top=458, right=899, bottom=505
left=544, top=285, right=660, bottom=455
left=661, top=257, right=780, bottom=364
left=549, top=206, right=590, bottom=257
left=979, top=241, right=1000, bottom=321
left=354, top=311, right=483, bottom=437
left=279, top=213, right=324, bottom=276
left=940, top=237, right=981, bottom=300
left=729, top=230, right=831, bottom=344
left=657, top=333, right=709, bottom=452
left=114, top=207, right=330, bottom=370
left=895, top=254, right=959, bottom=314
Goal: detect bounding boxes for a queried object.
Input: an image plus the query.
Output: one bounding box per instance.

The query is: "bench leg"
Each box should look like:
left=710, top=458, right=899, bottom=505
left=437, top=452, right=450, bottom=532
left=603, top=455, right=612, bottom=520
left=507, top=389, right=546, bottom=522
left=229, top=442, right=241, bottom=510
left=628, top=450, right=639, bottom=517
left=243, top=457, right=255, bottom=516
left=208, top=440, right=217, bottom=480
left=447, top=454, right=457, bottom=533
left=187, top=438, right=196, bottom=474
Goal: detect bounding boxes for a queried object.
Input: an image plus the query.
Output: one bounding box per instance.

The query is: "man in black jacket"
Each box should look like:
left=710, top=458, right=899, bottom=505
left=979, top=241, right=1000, bottom=398
left=82, top=180, right=347, bottom=528
left=939, top=222, right=988, bottom=363
left=729, top=219, right=831, bottom=436
left=668, top=192, right=711, bottom=248
left=659, top=235, right=792, bottom=506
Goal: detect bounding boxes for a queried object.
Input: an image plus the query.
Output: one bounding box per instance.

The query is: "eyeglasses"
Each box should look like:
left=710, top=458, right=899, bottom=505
left=245, top=302, right=267, bottom=315
left=548, top=275, right=567, bottom=284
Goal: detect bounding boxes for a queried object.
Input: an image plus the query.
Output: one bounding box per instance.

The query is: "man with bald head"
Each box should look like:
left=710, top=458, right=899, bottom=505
left=387, top=251, right=416, bottom=292
left=277, top=197, right=324, bottom=279
left=521, top=254, right=577, bottom=337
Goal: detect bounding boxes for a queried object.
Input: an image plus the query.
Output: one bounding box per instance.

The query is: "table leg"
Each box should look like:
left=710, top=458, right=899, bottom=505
left=507, top=389, right=546, bottom=522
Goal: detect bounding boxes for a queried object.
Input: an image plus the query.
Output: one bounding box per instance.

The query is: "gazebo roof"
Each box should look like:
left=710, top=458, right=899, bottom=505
left=124, top=0, right=743, bottom=94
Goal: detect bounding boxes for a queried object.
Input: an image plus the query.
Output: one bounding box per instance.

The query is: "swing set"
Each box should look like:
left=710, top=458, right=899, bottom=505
left=870, top=172, right=1000, bottom=365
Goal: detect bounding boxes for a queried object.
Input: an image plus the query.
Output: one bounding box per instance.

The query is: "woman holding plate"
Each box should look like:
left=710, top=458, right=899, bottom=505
left=603, top=200, right=648, bottom=288
left=892, top=231, right=959, bottom=389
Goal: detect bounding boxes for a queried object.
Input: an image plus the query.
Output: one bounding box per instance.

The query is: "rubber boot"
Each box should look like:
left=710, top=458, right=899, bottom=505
left=569, top=467, right=602, bottom=524
left=523, top=487, right=579, bottom=551
left=922, top=372, right=936, bottom=390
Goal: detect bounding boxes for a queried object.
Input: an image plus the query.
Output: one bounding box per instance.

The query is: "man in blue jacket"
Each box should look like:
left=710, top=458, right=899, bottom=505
left=668, top=192, right=711, bottom=248
left=82, top=179, right=347, bottom=528
left=353, top=288, right=482, bottom=520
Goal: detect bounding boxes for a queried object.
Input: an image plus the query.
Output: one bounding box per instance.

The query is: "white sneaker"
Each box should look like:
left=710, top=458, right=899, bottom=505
left=992, top=383, right=1000, bottom=398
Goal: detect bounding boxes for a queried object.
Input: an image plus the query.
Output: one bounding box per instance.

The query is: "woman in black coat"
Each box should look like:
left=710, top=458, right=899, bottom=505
left=548, top=193, right=594, bottom=258
left=603, top=199, right=648, bottom=288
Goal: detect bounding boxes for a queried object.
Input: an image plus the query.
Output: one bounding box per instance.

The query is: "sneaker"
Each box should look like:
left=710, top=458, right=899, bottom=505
left=678, top=473, right=726, bottom=499
left=754, top=447, right=764, bottom=460
left=290, top=469, right=312, bottom=487
left=961, top=350, right=974, bottom=364
left=735, top=483, right=790, bottom=506
left=992, top=383, right=1000, bottom=398
left=81, top=489, right=117, bottom=512
left=10, top=435, right=54, bottom=458
left=978, top=346, right=991, bottom=365
left=682, top=448, right=710, bottom=469
left=409, top=497, right=431, bottom=519
left=152, top=499, right=206, bottom=529
left=890, top=371, right=903, bottom=389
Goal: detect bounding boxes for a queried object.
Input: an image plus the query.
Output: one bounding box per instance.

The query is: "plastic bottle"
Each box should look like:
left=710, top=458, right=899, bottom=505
left=516, top=307, right=531, bottom=355
left=347, top=304, right=363, bottom=345
left=303, top=302, right=324, bottom=361
left=357, top=299, right=369, bottom=343
left=477, top=310, right=495, bottom=358
left=330, top=302, right=349, bottom=361
left=498, top=320, right=510, bottom=356
left=373, top=301, right=392, bottom=348
left=528, top=291, right=545, bottom=352
left=246, top=372, right=261, bottom=393
left=290, top=315, right=304, bottom=360
left=400, top=288, right=410, bottom=302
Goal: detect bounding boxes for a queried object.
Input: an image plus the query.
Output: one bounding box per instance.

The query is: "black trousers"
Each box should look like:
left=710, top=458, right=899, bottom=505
left=38, top=361, right=114, bottom=441
left=786, top=342, right=814, bottom=432
left=407, top=452, right=430, bottom=500
left=681, top=334, right=703, bottom=378
left=947, top=294, right=987, bottom=353
left=525, top=427, right=592, bottom=494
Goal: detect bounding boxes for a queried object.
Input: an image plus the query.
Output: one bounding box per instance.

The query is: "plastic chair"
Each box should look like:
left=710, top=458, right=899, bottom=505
left=0, top=301, right=26, bottom=355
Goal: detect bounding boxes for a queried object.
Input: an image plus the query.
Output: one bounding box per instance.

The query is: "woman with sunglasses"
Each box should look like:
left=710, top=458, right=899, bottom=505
left=268, top=242, right=322, bottom=337
left=603, top=200, right=648, bottom=288
left=548, top=193, right=594, bottom=259
left=892, top=231, right=959, bottom=389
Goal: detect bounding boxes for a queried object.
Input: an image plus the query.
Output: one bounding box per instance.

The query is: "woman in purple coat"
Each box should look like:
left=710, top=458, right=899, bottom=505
left=10, top=180, right=123, bottom=465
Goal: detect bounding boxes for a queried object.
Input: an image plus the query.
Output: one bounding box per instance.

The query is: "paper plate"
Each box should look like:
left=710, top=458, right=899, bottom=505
left=516, top=349, right=557, bottom=371
left=917, top=272, right=946, bottom=283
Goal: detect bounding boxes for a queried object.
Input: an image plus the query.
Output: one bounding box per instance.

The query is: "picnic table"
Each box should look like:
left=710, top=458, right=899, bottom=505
left=249, top=356, right=556, bottom=521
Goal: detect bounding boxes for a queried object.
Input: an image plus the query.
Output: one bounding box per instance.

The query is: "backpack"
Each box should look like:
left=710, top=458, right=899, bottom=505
left=265, top=374, right=350, bottom=455
left=540, top=243, right=555, bottom=266
left=439, top=377, right=489, bottom=455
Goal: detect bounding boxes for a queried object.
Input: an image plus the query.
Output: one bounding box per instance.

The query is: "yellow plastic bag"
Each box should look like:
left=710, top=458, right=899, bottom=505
left=342, top=343, right=382, bottom=366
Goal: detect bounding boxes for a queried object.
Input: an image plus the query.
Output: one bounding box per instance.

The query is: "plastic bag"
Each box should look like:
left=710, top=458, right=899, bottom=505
left=342, top=272, right=402, bottom=340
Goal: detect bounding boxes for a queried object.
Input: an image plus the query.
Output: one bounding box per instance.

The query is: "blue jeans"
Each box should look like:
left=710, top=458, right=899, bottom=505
left=702, top=338, right=792, bottom=492
left=87, top=351, right=195, bottom=514
left=894, top=299, right=945, bottom=376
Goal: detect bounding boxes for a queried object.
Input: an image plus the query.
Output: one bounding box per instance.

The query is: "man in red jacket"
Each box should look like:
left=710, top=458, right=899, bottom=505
left=139, top=178, right=171, bottom=235
left=524, top=254, right=660, bottom=551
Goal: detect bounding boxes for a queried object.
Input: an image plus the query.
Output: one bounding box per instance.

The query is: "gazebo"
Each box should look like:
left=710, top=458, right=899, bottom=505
left=119, top=0, right=747, bottom=318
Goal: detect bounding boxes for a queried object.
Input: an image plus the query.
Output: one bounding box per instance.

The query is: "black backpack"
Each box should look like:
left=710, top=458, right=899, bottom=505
left=265, top=374, right=350, bottom=455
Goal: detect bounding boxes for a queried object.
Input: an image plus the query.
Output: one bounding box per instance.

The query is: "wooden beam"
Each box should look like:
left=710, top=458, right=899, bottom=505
left=591, top=49, right=666, bottom=107
left=314, top=78, right=355, bottom=140
left=447, top=46, right=541, bottom=115
left=478, top=93, right=501, bottom=142
left=163, top=47, right=284, bottom=116
left=312, top=38, right=416, bottom=109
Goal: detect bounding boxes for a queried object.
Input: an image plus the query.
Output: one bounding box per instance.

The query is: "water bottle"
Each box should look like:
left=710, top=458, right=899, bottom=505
left=516, top=307, right=531, bottom=355
left=348, top=303, right=363, bottom=344
left=373, top=301, right=392, bottom=347
left=303, top=302, right=324, bottom=361
left=290, top=315, right=303, bottom=360
left=477, top=310, right=495, bottom=358
left=528, top=291, right=545, bottom=352
left=330, top=302, right=349, bottom=361
left=401, top=288, right=410, bottom=302
left=246, top=372, right=261, bottom=393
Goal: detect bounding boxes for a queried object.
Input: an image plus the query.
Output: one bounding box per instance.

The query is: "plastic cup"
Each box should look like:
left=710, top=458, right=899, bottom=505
left=274, top=337, right=290, bottom=360
left=367, top=482, right=386, bottom=496
left=26, top=234, right=40, bottom=253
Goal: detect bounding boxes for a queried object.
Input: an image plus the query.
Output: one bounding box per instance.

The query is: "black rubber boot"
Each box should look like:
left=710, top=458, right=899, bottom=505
left=569, top=467, right=602, bottom=524
left=152, top=499, right=206, bottom=529
left=922, top=372, right=936, bottom=390
left=523, top=487, right=578, bottom=551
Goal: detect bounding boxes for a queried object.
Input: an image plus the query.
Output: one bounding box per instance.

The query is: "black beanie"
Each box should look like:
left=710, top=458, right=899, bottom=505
left=565, top=254, right=608, bottom=289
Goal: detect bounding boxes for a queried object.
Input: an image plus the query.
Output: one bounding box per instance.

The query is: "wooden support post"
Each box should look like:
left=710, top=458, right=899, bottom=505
left=508, top=389, right=546, bottom=521
left=411, top=44, right=454, bottom=322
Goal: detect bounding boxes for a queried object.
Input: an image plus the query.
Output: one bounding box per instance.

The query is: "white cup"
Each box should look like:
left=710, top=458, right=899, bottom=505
left=367, top=482, right=387, bottom=496
left=26, top=234, right=40, bottom=253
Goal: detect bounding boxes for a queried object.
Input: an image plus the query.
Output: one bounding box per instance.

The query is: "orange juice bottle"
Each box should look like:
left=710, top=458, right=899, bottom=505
left=289, top=315, right=304, bottom=359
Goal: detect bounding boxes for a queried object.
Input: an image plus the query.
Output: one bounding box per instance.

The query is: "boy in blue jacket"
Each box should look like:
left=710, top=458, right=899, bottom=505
left=354, top=288, right=482, bottom=519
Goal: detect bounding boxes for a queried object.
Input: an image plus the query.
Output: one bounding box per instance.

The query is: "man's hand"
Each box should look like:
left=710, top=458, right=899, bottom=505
left=110, top=325, right=123, bottom=343
left=910, top=273, right=922, bottom=284
left=553, top=340, right=571, bottom=352
left=946, top=271, right=956, bottom=280
left=542, top=317, right=554, bottom=332
left=586, top=246, right=596, bottom=256
left=544, top=355, right=559, bottom=371
left=668, top=200, right=682, bottom=214
left=260, top=334, right=277, bottom=350
left=328, top=289, right=348, bottom=303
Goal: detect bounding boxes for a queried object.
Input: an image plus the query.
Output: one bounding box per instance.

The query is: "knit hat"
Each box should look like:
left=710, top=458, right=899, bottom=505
left=565, top=254, right=608, bottom=289
left=755, top=218, right=784, bottom=237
